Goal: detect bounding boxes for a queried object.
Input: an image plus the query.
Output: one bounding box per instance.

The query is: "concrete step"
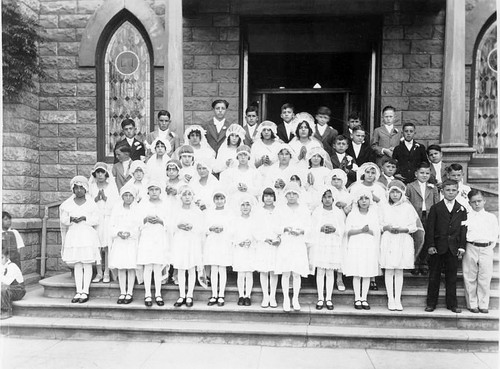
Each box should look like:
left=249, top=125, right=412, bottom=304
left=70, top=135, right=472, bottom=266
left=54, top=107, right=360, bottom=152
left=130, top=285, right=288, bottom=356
left=14, top=288, right=498, bottom=331
left=40, top=273, right=499, bottom=309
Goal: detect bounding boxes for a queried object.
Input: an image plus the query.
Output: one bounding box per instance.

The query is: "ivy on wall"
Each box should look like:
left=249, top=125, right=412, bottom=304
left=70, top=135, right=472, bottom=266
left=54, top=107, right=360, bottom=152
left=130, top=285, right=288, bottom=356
left=2, top=0, right=45, bottom=100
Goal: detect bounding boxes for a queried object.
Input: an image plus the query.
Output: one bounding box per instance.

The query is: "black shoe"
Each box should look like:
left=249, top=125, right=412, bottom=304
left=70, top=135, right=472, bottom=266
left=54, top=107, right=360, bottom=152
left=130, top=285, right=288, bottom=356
left=244, top=297, right=251, bottom=306
left=237, top=297, right=244, bottom=306
left=123, top=294, right=133, bottom=304
left=369, top=281, right=378, bottom=291
left=207, top=297, right=217, bottom=306
left=361, top=301, right=370, bottom=310
left=354, top=300, right=363, bottom=310
left=217, top=297, right=225, bottom=307
left=78, top=293, right=89, bottom=303
left=469, top=308, right=480, bottom=313
left=448, top=306, right=462, bottom=313
left=185, top=297, right=193, bottom=307
left=144, top=297, right=153, bottom=307
left=479, top=308, right=489, bottom=314
left=174, top=298, right=185, bottom=307
left=117, top=294, right=126, bottom=304
left=71, top=294, right=81, bottom=304
left=155, top=296, right=164, bottom=306
left=326, top=300, right=334, bottom=311
left=425, top=306, right=435, bottom=312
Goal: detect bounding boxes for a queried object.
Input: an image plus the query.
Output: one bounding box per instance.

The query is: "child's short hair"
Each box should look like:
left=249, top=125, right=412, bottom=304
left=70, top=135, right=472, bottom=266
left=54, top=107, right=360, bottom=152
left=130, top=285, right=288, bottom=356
left=212, top=99, right=229, bottom=109
left=467, top=189, right=483, bottom=200
left=116, top=145, right=131, bottom=155
left=426, top=144, right=442, bottom=154
left=245, top=106, right=258, bottom=115
left=281, top=103, right=294, bottom=112
left=381, top=157, right=398, bottom=166
left=348, top=111, right=361, bottom=120
left=290, top=175, right=302, bottom=185
left=442, top=179, right=459, bottom=188
left=316, top=106, right=331, bottom=117
left=2, top=211, right=12, bottom=219
left=213, top=192, right=226, bottom=200
left=157, top=110, right=171, bottom=119
left=382, top=105, right=396, bottom=113
left=416, top=161, right=431, bottom=170
left=402, top=123, right=415, bottom=130
left=447, top=163, right=463, bottom=172
left=262, top=187, right=276, bottom=201
left=352, top=125, right=366, bottom=133
left=295, top=121, right=313, bottom=138
left=334, top=135, right=348, bottom=143
left=121, top=118, right=136, bottom=129
left=322, top=189, right=333, bottom=199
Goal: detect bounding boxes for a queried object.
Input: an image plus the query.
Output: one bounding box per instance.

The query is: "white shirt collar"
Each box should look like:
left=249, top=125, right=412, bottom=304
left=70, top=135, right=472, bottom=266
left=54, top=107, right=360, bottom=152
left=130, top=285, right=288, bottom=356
left=213, top=118, right=225, bottom=133
left=384, top=124, right=394, bottom=133
left=404, top=140, right=414, bottom=150
left=247, top=124, right=257, bottom=137
left=126, top=137, right=134, bottom=146
left=316, top=124, right=327, bottom=136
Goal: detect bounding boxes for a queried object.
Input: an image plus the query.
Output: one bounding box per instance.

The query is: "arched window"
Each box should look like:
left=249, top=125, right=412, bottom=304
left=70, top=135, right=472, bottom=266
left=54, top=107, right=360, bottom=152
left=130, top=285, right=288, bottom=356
left=472, top=18, right=497, bottom=154
left=97, top=12, right=154, bottom=162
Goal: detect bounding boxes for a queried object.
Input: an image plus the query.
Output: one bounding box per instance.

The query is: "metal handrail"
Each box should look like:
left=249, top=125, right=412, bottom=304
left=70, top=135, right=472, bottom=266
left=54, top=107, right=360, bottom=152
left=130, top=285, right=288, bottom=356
left=40, top=200, right=64, bottom=277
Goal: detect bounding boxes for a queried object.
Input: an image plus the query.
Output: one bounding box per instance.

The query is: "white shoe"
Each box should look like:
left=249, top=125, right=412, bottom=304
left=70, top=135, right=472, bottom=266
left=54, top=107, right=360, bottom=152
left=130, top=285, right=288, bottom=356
left=269, top=297, right=278, bottom=308
left=261, top=297, right=270, bottom=308
left=395, top=300, right=403, bottom=311
left=283, top=299, right=291, bottom=312
left=388, top=300, right=396, bottom=311
left=292, top=298, right=301, bottom=311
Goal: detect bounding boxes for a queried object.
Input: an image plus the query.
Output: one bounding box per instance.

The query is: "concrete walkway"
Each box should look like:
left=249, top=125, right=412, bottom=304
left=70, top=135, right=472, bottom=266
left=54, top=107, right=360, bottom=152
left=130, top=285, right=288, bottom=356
left=0, top=337, right=497, bottom=369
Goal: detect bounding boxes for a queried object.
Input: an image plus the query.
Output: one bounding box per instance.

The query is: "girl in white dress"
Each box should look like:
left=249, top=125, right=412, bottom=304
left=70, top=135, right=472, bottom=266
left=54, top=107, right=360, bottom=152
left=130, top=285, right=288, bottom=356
left=305, top=147, right=331, bottom=210
left=125, top=160, right=148, bottom=203
left=171, top=185, right=205, bottom=308
left=348, top=162, right=386, bottom=208
left=109, top=185, right=141, bottom=304
left=59, top=176, right=100, bottom=304
left=252, top=121, right=282, bottom=177
left=255, top=188, right=281, bottom=308
left=204, top=190, right=232, bottom=307
left=309, top=189, right=346, bottom=310
left=192, top=159, right=219, bottom=211
left=380, top=180, right=423, bottom=311
left=145, top=138, right=171, bottom=181
left=343, top=188, right=381, bottom=310
left=275, top=182, right=311, bottom=312
left=88, top=162, right=120, bottom=284
left=177, top=145, right=198, bottom=184
left=231, top=193, right=259, bottom=306
left=175, top=125, right=216, bottom=165
left=137, top=179, right=169, bottom=307
left=213, top=123, right=246, bottom=174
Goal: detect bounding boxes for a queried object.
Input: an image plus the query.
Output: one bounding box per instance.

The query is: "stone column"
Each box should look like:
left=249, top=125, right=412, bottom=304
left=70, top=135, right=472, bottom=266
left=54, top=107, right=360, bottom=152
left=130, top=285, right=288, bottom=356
left=440, top=0, right=475, bottom=170
left=164, top=0, right=184, bottom=138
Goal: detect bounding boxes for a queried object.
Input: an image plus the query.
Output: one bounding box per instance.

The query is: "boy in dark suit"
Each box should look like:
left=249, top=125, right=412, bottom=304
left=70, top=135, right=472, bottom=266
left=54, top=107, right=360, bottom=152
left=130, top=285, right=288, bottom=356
left=392, top=123, right=428, bottom=184
left=276, top=103, right=295, bottom=143
left=243, top=106, right=260, bottom=147
left=312, top=106, right=337, bottom=157
left=427, top=144, right=446, bottom=188
left=371, top=106, right=401, bottom=166
left=424, top=179, right=467, bottom=313
left=113, top=119, right=145, bottom=163
left=330, top=135, right=357, bottom=187
left=346, top=125, right=374, bottom=167
left=206, top=99, right=230, bottom=154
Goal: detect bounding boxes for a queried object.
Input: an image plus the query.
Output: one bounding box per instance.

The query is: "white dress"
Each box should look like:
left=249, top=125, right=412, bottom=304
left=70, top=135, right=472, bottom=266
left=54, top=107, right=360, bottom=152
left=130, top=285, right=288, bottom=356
left=254, top=206, right=280, bottom=272
left=379, top=202, right=419, bottom=269
left=348, top=181, right=387, bottom=210
left=136, top=199, right=169, bottom=265
left=251, top=139, right=281, bottom=177
left=274, top=203, right=311, bottom=276
left=261, top=163, right=307, bottom=205
left=203, top=208, right=233, bottom=266
left=342, top=207, right=381, bottom=277
left=88, top=181, right=119, bottom=248
left=191, top=175, right=219, bottom=211
left=308, top=206, right=345, bottom=270
left=108, top=203, right=141, bottom=269
left=305, top=166, right=331, bottom=210
left=213, top=144, right=238, bottom=174
left=59, top=196, right=101, bottom=264
left=231, top=215, right=259, bottom=272
left=145, top=153, right=170, bottom=181
left=170, top=206, right=205, bottom=270
left=220, top=165, right=262, bottom=198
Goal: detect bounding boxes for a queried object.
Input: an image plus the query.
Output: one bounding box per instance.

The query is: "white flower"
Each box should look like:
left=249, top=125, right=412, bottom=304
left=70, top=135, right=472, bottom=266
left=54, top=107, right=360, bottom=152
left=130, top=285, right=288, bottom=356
left=427, top=183, right=434, bottom=188
left=134, top=142, right=141, bottom=147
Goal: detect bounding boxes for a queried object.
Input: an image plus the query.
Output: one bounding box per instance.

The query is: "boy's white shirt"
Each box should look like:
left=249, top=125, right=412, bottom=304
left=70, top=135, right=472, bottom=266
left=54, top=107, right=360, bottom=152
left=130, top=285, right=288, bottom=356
left=213, top=118, right=226, bottom=133
left=316, top=124, right=327, bottom=136
left=126, top=137, right=134, bottom=146
left=283, top=121, right=293, bottom=139
left=1, top=228, right=25, bottom=249
left=418, top=180, right=427, bottom=211
left=352, top=142, right=362, bottom=157
left=404, top=140, right=414, bottom=151
left=466, top=209, right=499, bottom=243
left=247, top=124, right=257, bottom=138
left=384, top=124, right=394, bottom=133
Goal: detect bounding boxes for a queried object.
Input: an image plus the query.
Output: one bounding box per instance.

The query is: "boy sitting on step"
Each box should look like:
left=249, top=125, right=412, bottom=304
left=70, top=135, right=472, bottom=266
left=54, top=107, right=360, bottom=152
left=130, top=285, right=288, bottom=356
left=1, top=247, right=25, bottom=320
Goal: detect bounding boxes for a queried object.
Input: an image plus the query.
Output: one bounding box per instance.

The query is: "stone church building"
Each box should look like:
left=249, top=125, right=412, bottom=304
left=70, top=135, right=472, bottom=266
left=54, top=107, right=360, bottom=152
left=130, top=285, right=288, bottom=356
left=2, top=0, right=497, bottom=278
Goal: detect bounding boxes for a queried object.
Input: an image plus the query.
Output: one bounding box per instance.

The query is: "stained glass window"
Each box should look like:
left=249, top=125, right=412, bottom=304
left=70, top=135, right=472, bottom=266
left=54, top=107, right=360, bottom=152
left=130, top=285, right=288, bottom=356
left=104, top=21, right=151, bottom=158
left=473, top=22, right=497, bottom=154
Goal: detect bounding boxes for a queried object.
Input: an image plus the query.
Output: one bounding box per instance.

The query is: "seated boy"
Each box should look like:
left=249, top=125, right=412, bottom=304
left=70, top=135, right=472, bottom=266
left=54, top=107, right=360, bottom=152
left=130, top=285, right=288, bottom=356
left=424, top=179, right=467, bottom=313
left=346, top=125, right=374, bottom=167
left=1, top=248, right=25, bottom=320
left=445, top=163, right=471, bottom=211
left=462, top=190, right=499, bottom=313
left=312, top=106, right=338, bottom=157
left=427, top=144, right=446, bottom=188
left=331, top=135, right=357, bottom=187
left=113, top=118, right=145, bottom=163
left=243, top=106, right=261, bottom=146
left=392, top=123, right=428, bottom=184
left=112, top=146, right=133, bottom=190
left=2, top=211, right=24, bottom=269
left=371, top=106, right=402, bottom=166
left=276, top=103, right=296, bottom=143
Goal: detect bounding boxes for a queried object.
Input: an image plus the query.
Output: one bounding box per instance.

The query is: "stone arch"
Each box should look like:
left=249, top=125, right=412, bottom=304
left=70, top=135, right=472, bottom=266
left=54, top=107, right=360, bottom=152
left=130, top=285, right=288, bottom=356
left=78, top=0, right=165, bottom=67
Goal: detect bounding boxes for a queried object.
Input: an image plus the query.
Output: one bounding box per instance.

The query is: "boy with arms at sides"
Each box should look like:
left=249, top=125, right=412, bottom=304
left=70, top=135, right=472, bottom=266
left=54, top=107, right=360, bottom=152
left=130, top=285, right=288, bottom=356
left=276, top=103, right=296, bottom=143
left=462, top=190, right=499, bottom=313
left=346, top=125, right=374, bottom=167
left=371, top=106, right=402, bottom=166
left=445, top=164, right=471, bottom=211
left=424, top=179, right=467, bottom=313
left=406, top=162, right=440, bottom=275
left=330, top=135, right=358, bottom=187
left=113, top=119, right=145, bottom=163
left=427, top=144, right=446, bottom=188
left=112, top=146, right=133, bottom=191
left=312, top=106, right=338, bottom=157
left=243, top=106, right=261, bottom=147
left=392, top=123, right=428, bottom=184
left=206, top=99, right=231, bottom=154
left=145, top=110, right=179, bottom=157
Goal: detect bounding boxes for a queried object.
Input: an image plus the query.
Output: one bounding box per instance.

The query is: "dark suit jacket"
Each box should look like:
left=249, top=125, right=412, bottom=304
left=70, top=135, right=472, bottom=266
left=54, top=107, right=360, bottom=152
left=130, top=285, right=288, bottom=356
left=392, top=141, right=428, bottom=183
left=330, top=152, right=357, bottom=187
left=205, top=120, right=229, bottom=154
left=424, top=200, right=467, bottom=255
left=346, top=141, right=374, bottom=167
left=312, top=126, right=337, bottom=157
left=406, top=180, right=440, bottom=220
left=113, top=138, right=145, bottom=163
left=243, top=123, right=261, bottom=147
left=277, top=122, right=294, bottom=144
left=112, top=160, right=132, bottom=191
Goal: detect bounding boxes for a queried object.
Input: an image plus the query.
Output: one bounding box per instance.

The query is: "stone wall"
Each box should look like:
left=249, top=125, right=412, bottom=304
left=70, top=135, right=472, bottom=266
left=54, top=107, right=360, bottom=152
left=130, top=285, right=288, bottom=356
left=381, top=9, right=445, bottom=147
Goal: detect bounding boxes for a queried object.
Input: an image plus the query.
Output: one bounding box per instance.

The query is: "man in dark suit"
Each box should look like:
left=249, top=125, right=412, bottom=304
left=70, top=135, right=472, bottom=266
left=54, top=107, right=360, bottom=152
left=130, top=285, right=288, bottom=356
left=243, top=106, right=261, bottom=147
left=346, top=125, right=374, bottom=167
left=205, top=99, right=230, bottom=154
left=113, top=118, right=145, bottom=163
left=276, top=103, right=295, bottom=143
left=424, top=179, right=467, bottom=313
left=392, top=123, right=428, bottom=184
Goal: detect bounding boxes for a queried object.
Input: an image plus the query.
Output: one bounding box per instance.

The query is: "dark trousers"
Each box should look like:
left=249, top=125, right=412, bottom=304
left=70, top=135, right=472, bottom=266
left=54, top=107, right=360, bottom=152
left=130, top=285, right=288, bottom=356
left=426, top=249, right=458, bottom=308
left=1, top=282, right=26, bottom=313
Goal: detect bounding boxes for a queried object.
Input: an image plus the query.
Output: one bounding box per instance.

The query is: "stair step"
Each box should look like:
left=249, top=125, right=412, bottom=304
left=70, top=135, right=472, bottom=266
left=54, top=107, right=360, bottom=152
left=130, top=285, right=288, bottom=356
left=2, top=315, right=497, bottom=352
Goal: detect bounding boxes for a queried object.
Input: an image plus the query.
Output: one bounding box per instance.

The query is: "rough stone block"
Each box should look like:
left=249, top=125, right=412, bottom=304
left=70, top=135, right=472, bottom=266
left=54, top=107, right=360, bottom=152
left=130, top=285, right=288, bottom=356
left=40, top=69, right=58, bottom=83
left=381, top=97, right=409, bottom=111
left=433, top=25, right=444, bottom=40
left=411, top=40, right=444, bottom=54
left=40, top=111, right=77, bottom=124
left=44, top=28, right=76, bottom=42
left=404, top=25, right=433, bottom=39
left=59, top=69, right=96, bottom=83
left=193, top=55, right=218, bottom=69
left=40, top=83, right=77, bottom=96
left=429, top=111, right=442, bottom=126
left=40, top=97, right=58, bottom=110
left=410, top=69, right=443, bottom=83
left=383, top=26, right=404, bottom=39
left=184, top=69, right=212, bottom=83
left=40, top=137, right=77, bottom=151
left=183, top=27, right=193, bottom=42
left=58, top=42, right=79, bottom=56
left=47, top=231, right=61, bottom=245
left=219, top=55, right=239, bottom=69
left=218, top=83, right=239, bottom=97
left=192, top=83, right=218, bottom=97
left=382, top=69, right=409, bottom=82
left=212, top=42, right=239, bottom=54
left=40, top=164, right=77, bottom=178
left=183, top=42, right=213, bottom=55
left=59, top=97, right=96, bottom=110
left=41, top=192, right=69, bottom=205
left=3, top=133, right=39, bottom=150
left=212, top=15, right=239, bottom=27
left=40, top=151, right=59, bottom=164
left=77, top=0, right=103, bottom=14
left=381, top=82, right=402, bottom=96
left=41, top=57, right=57, bottom=69
left=57, top=57, right=77, bottom=69
left=57, top=178, right=72, bottom=192
left=39, top=124, right=58, bottom=138
left=192, top=27, right=219, bottom=42
left=47, top=243, right=62, bottom=258
left=183, top=111, right=193, bottom=126
left=3, top=147, right=39, bottom=163
left=3, top=162, right=39, bottom=177
left=59, top=151, right=97, bottom=164
left=77, top=111, right=97, bottom=125
left=183, top=16, right=213, bottom=27
left=225, top=111, right=239, bottom=124
left=409, top=97, right=442, bottom=111
left=431, top=55, right=443, bottom=68
left=382, top=55, right=403, bottom=69
left=415, top=125, right=441, bottom=140
left=39, top=42, right=57, bottom=56
left=2, top=190, right=39, bottom=204
left=40, top=15, right=58, bottom=28
left=77, top=138, right=96, bottom=151
left=219, top=27, right=239, bottom=41
left=403, top=83, right=442, bottom=97
left=184, top=97, right=212, bottom=110
left=77, top=165, right=94, bottom=176
left=192, top=111, right=214, bottom=124
left=2, top=204, right=39, bottom=218
left=3, top=176, right=39, bottom=191
left=183, top=55, right=195, bottom=69
left=213, top=70, right=239, bottom=83
left=59, top=14, right=91, bottom=28
left=40, top=1, right=77, bottom=14
left=40, top=177, right=58, bottom=191
left=402, top=111, right=429, bottom=126
left=183, top=83, right=193, bottom=97
left=382, top=40, right=410, bottom=54
left=403, top=54, right=430, bottom=68
left=3, top=118, right=38, bottom=135
left=77, top=83, right=96, bottom=96
left=59, top=124, right=97, bottom=138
